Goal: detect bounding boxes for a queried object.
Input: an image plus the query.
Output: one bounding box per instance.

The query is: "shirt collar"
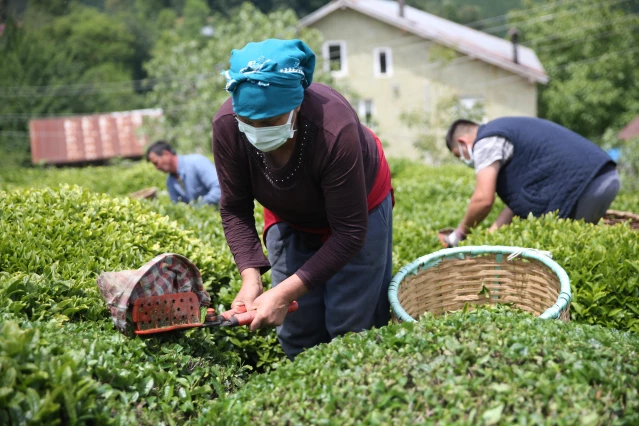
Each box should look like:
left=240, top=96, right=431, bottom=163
left=175, top=155, right=185, bottom=178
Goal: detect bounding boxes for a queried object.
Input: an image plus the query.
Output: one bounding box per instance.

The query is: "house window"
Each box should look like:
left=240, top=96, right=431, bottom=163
left=373, top=47, right=393, bottom=77
left=458, top=96, right=487, bottom=123
left=460, top=96, right=482, bottom=110
left=358, top=99, right=375, bottom=126
left=323, top=41, right=347, bottom=76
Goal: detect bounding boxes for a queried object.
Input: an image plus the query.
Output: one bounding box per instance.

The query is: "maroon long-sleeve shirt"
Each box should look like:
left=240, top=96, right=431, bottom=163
left=212, top=83, right=380, bottom=289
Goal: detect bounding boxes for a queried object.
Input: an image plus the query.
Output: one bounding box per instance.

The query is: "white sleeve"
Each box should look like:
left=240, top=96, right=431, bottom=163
left=473, top=136, right=514, bottom=174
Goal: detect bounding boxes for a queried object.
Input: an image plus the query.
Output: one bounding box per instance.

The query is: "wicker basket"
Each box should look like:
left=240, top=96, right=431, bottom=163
left=130, top=187, right=158, bottom=200
left=603, top=210, right=639, bottom=229
left=388, top=246, right=572, bottom=323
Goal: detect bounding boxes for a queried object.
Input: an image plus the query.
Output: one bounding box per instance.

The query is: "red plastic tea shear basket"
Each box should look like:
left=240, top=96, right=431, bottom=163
left=131, top=291, right=299, bottom=335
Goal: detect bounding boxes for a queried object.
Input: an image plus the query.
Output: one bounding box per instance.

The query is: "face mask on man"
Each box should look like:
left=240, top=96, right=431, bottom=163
left=458, top=142, right=475, bottom=168
left=236, top=110, right=296, bottom=153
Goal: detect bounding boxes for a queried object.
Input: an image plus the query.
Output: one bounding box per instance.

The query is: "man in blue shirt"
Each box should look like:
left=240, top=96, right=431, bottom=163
left=146, top=141, right=221, bottom=206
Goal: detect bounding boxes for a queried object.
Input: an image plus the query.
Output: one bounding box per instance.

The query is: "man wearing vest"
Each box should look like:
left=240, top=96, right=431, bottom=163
left=440, top=117, right=620, bottom=248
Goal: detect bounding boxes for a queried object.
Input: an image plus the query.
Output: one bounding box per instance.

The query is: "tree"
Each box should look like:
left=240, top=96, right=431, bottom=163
left=104, top=0, right=180, bottom=82
left=406, top=0, right=481, bottom=25
left=200, top=0, right=328, bottom=18
left=143, top=2, right=331, bottom=153
left=401, top=95, right=486, bottom=164
left=45, top=5, right=136, bottom=66
left=26, top=0, right=70, bottom=16
left=509, top=0, right=639, bottom=141
left=181, top=0, right=211, bottom=39
left=0, top=3, right=143, bottom=161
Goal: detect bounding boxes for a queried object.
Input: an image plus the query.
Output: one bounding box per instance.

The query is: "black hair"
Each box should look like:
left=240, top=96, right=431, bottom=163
left=145, top=140, right=176, bottom=161
left=445, top=119, right=478, bottom=151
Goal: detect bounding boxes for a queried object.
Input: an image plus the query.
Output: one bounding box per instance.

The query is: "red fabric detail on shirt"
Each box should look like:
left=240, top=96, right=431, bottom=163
left=263, top=128, right=393, bottom=243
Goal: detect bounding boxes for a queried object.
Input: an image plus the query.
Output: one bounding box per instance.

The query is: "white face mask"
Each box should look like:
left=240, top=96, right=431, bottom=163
left=458, top=142, right=475, bottom=168
left=236, top=110, right=296, bottom=153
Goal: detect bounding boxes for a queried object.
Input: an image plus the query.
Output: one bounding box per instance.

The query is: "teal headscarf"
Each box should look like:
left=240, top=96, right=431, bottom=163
left=222, top=39, right=316, bottom=120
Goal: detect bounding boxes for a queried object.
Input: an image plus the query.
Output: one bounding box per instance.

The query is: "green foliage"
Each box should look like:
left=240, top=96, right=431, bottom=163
left=0, top=180, right=288, bottom=373
left=617, top=137, right=639, bottom=193
left=466, top=214, right=639, bottom=333
left=407, top=0, right=482, bottom=25
left=208, top=306, right=639, bottom=425
left=0, top=315, right=249, bottom=425
left=143, top=2, right=330, bottom=153
left=400, top=95, right=486, bottom=163
left=203, top=0, right=329, bottom=18
left=27, top=0, right=71, bottom=16
left=389, top=159, right=506, bottom=272
left=0, top=4, right=143, bottom=141
left=510, top=0, right=639, bottom=141
left=46, top=5, right=135, bottom=65
left=0, top=185, right=233, bottom=309
left=0, top=182, right=285, bottom=422
left=181, top=0, right=211, bottom=39
left=2, top=156, right=639, bottom=422
left=599, top=128, right=639, bottom=193
left=102, top=0, right=181, bottom=81
left=0, top=161, right=165, bottom=195
left=0, top=271, right=105, bottom=322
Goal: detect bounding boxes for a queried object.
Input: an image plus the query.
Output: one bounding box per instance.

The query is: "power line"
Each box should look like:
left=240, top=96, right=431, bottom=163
left=520, top=10, right=638, bottom=46
left=532, top=22, right=639, bottom=54
left=2, top=47, right=638, bottom=153
left=459, top=45, right=639, bottom=90
left=480, top=0, right=630, bottom=34
left=7, top=9, right=636, bottom=102
left=0, top=0, right=631, bottom=99
left=3, top=44, right=637, bottom=126
left=3, top=40, right=639, bottom=124
left=0, top=70, right=226, bottom=99
left=367, top=0, right=630, bottom=50
left=390, top=11, right=639, bottom=75
left=0, top=2, right=637, bottom=119
left=464, top=0, right=585, bottom=28
left=2, top=15, right=637, bottom=115
left=0, top=103, right=202, bottom=122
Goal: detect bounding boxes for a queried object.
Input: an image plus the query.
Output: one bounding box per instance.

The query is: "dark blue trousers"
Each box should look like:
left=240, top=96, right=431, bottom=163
left=265, top=193, right=393, bottom=360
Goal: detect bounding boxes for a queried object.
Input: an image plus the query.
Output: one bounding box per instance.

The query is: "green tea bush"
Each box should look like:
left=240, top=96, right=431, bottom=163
left=0, top=185, right=287, bottom=374
left=466, top=214, right=639, bottom=332
left=607, top=191, right=639, bottom=213
left=0, top=161, right=164, bottom=196
left=3, top=158, right=639, bottom=424
left=0, top=185, right=235, bottom=309
left=208, top=307, right=639, bottom=426
left=0, top=314, right=249, bottom=425
left=389, top=159, right=504, bottom=272
left=0, top=271, right=104, bottom=322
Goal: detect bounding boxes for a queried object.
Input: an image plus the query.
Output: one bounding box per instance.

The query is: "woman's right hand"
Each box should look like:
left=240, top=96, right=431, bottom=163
left=231, top=267, right=264, bottom=310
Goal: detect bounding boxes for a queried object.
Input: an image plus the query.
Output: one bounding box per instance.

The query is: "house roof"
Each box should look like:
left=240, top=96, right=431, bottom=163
left=618, top=116, right=639, bottom=140
left=300, top=0, right=548, bottom=84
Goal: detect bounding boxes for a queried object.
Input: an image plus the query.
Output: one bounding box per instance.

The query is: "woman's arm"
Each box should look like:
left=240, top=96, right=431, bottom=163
left=212, top=118, right=270, bottom=276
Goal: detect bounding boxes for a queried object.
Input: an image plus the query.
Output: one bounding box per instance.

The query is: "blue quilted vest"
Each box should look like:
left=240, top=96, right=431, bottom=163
left=475, top=117, right=614, bottom=218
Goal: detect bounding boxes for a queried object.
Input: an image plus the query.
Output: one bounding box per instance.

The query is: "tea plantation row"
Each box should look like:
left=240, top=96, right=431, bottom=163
left=1, top=160, right=638, bottom=424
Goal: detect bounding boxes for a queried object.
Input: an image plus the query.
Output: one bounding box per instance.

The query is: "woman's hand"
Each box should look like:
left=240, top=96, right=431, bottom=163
left=248, top=274, right=307, bottom=331
left=231, top=268, right=263, bottom=310
left=248, top=288, right=290, bottom=331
